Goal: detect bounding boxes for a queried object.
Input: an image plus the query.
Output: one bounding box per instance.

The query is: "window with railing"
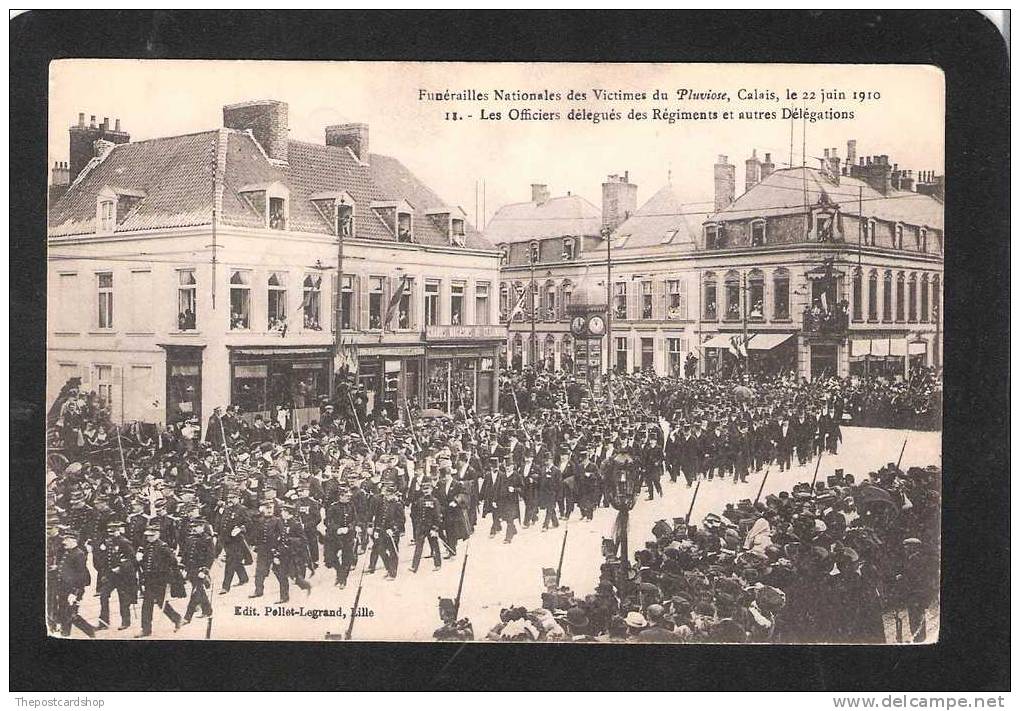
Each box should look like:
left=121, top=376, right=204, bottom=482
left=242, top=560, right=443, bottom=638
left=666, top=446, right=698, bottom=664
left=451, top=282, right=465, bottom=325
left=614, top=282, right=627, bottom=320
left=544, top=281, right=557, bottom=321
left=303, top=274, right=322, bottom=330
left=368, top=277, right=385, bottom=329
left=640, top=280, right=653, bottom=319
left=177, top=269, right=197, bottom=331
left=724, top=271, right=741, bottom=321
left=267, top=272, right=288, bottom=332
left=748, top=270, right=764, bottom=320
left=666, top=279, right=685, bottom=320
left=230, top=270, right=250, bottom=330
left=703, top=273, right=718, bottom=320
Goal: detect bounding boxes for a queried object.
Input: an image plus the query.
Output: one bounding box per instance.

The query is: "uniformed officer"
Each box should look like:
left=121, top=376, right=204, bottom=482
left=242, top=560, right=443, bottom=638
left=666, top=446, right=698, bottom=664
left=294, top=481, right=322, bottom=572
left=279, top=504, right=313, bottom=596
left=217, top=489, right=252, bottom=594
left=136, top=524, right=183, bottom=637
left=324, top=486, right=359, bottom=588
left=55, top=532, right=96, bottom=638
left=180, top=517, right=215, bottom=625
left=94, top=520, right=137, bottom=631
left=409, top=480, right=443, bottom=573
left=367, top=483, right=404, bottom=579
left=248, top=499, right=289, bottom=603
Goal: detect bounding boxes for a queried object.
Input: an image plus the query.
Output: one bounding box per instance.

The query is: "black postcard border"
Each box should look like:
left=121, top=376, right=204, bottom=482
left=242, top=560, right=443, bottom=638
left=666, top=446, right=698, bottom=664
left=9, top=10, right=1009, bottom=692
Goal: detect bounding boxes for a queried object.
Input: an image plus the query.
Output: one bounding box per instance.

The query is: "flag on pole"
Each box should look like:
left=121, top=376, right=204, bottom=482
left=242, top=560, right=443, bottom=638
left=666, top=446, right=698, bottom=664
left=383, top=274, right=411, bottom=328
left=507, top=284, right=528, bottom=324
left=728, top=334, right=750, bottom=359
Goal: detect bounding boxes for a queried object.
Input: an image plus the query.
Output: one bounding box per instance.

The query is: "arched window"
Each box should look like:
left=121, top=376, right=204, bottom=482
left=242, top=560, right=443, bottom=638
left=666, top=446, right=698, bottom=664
left=544, top=280, right=557, bottom=321
left=932, top=275, right=941, bottom=323
left=724, top=270, right=741, bottom=321
left=229, top=270, right=251, bottom=330
left=908, top=273, right=918, bottom=322
left=498, top=244, right=509, bottom=266
left=561, top=279, right=573, bottom=319
left=561, top=334, right=574, bottom=372
left=747, top=269, right=765, bottom=320
left=882, top=270, right=893, bottom=321
left=919, top=228, right=928, bottom=252
left=895, top=223, right=904, bottom=250
left=867, top=270, right=879, bottom=321
left=920, top=274, right=930, bottom=322
left=772, top=268, right=790, bottom=320
left=703, top=272, right=718, bottom=320
left=303, top=274, right=322, bottom=330
left=268, top=272, right=288, bottom=331
left=851, top=267, right=863, bottom=322
left=528, top=240, right=540, bottom=264
left=866, top=219, right=877, bottom=246
left=895, top=271, right=905, bottom=322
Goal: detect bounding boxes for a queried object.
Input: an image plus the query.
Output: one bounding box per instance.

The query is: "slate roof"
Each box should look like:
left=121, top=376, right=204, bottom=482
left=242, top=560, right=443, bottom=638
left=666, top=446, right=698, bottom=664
left=708, top=167, right=944, bottom=230
left=610, top=182, right=702, bottom=253
left=485, top=194, right=602, bottom=244
left=49, top=129, right=494, bottom=250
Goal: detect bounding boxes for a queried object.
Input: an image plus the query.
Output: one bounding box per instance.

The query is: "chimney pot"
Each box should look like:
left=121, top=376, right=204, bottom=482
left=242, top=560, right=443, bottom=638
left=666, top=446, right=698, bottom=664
left=531, top=183, right=550, bottom=204
left=90, top=115, right=96, bottom=128
left=114, top=118, right=121, bottom=132
left=78, top=112, right=85, bottom=127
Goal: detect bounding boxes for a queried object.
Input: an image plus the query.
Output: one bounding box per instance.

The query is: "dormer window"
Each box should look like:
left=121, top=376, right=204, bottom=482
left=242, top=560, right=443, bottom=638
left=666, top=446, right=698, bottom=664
left=269, top=198, right=286, bottom=230
left=426, top=206, right=466, bottom=246
left=337, top=202, right=354, bottom=238
left=396, top=211, right=412, bottom=242
left=866, top=219, right=877, bottom=246
left=529, top=241, right=540, bottom=264
left=750, top=219, right=767, bottom=246
left=705, top=224, right=719, bottom=249
left=98, top=199, right=115, bottom=233
left=919, top=228, right=928, bottom=251
left=895, top=223, right=904, bottom=249
left=240, top=181, right=289, bottom=231
left=562, top=237, right=576, bottom=260
left=498, top=244, right=509, bottom=266
left=95, top=185, right=145, bottom=234
left=372, top=199, right=415, bottom=242
left=452, top=218, right=465, bottom=237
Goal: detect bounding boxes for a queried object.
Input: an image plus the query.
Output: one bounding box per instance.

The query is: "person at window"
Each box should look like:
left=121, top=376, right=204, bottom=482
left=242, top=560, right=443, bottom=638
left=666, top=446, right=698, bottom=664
left=750, top=300, right=764, bottom=319
left=178, top=308, right=196, bottom=331
left=705, top=302, right=717, bottom=320
left=303, top=313, right=321, bottom=330
left=269, top=204, right=286, bottom=230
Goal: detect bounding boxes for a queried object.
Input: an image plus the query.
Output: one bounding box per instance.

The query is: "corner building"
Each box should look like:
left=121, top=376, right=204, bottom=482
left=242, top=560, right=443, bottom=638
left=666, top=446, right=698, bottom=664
left=47, top=100, right=502, bottom=428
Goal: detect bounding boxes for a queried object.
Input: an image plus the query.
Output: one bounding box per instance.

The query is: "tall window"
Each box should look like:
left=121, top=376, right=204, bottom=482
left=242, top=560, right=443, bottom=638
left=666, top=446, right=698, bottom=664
left=339, top=275, right=354, bottom=330
left=703, top=272, right=718, bottom=320
left=615, top=337, right=628, bottom=374
left=99, top=200, right=115, bottom=233
left=450, top=282, right=465, bottom=325
left=95, top=365, right=113, bottom=408
left=544, top=281, right=557, bottom=321
left=882, top=270, right=893, bottom=321
left=895, top=224, right=904, bottom=249
left=666, top=279, right=685, bottom=319
left=851, top=268, right=863, bottom=322
left=750, top=219, right=766, bottom=246
left=475, top=283, right=490, bottom=325
left=932, top=276, right=940, bottom=323
left=920, top=275, right=930, bottom=322
left=368, top=276, right=385, bottom=329
left=303, top=274, right=322, bottom=330
left=724, top=270, right=741, bottom=320
left=868, top=270, right=879, bottom=321
left=425, top=280, right=440, bottom=326
left=772, top=268, right=790, bottom=320
left=268, top=272, right=288, bottom=331
left=748, top=270, right=765, bottom=320
left=895, top=272, right=905, bottom=321
left=177, top=269, right=197, bottom=330
left=668, top=338, right=685, bottom=376
left=919, top=228, right=927, bottom=252
left=230, top=271, right=250, bottom=330
left=562, top=281, right=573, bottom=319
left=499, top=284, right=509, bottom=322
left=97, top=272, right=114, bottom=329
left=269, top=197, right=287, bottom=230
left=866, top=219, right=877, bottom=246
left=562, top=237, right=576, bottom=261
left=397, top=278, right=413, bottom=329
left=613, top=282, right=627, bottom=320
left=908, top=273, right=918, bottom=322
left=641, top=338, right=655, bottom=371
left=640, top=280, right=653, bottom=319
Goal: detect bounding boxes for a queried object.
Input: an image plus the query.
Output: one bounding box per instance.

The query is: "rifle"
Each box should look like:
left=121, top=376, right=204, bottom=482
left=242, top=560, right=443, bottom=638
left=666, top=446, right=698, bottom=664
left=452, top=544, right=470, bottom=620
left=895, top=438, right=908, bottom=469
left=343, top=553, right=370, bottom=640
left=809, top=450, right=824, bottom=489
left=555, top=524, right=569, bottom=587
left=753, top=467, right=770, bottom=507
left=686, top=480, right=701, bottom=524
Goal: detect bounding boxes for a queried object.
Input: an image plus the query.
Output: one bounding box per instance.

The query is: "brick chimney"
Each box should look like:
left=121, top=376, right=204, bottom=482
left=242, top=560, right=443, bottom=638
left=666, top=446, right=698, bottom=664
left=760, top=152, right=775, bottom=180
left=531, top=183, right=551, bottom=204
left=325, top=122, right=370, bottom=164
left=846, top=139, right=857, bottom=168
left=49, top=161, right=70, bottom=205
left=601, top=171, right=637, bottom=230
left=854, top=154, right=893, bottom=195
left=916, top=170, right=945, bottom=201
left=224, top=99, right=289, bottom=163
left=68, top=112, right=130, bottom=183
left=745, top=149, right=761, bottom=191
left=714, top=155, right=735, bottom=211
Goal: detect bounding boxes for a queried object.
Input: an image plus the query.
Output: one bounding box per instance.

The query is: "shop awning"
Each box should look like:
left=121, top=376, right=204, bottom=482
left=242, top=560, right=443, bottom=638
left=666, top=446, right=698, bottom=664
left=746, top=333, right=794, bottom=351
left=850, top=338, right=921, bottom=358
left=701, top=333, right=793, bottom=351
left=908, top=341, right=927, bottom=355
left=230, top=347, right=330, bottom=357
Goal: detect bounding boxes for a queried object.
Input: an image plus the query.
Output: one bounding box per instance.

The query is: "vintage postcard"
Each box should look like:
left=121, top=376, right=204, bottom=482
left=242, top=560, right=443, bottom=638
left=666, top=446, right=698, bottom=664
left=45, top=60, right=943, bottom=643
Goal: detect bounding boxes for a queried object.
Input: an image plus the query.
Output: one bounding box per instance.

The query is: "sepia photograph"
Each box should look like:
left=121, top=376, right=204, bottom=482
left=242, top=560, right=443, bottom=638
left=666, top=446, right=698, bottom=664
left=43, top=59, right=946, bottom=645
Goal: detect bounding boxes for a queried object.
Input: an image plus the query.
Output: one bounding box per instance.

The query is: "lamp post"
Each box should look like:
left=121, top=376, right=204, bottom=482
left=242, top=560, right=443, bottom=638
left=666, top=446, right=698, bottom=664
left=602, top=226, right=614, bottom=407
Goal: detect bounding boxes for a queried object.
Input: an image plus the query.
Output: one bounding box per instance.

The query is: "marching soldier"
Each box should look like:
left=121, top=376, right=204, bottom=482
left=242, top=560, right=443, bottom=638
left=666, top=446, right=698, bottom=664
left=497, top=459, right=523, bottom=544
left=217, top=489, right=252, bottom=594
left=324, top=486, right=359, bottom=588
left=135, top=524, right=183, bottom=637
left=409, top=480, right=443, bottom=573
left=180, top=517, right=215, bottom=625
left=294, top=481, right=322, bottom=573
left=538, top=451, right=561, bottom=531
left=55, top=531, right=96, bottom=638
left=279, top=505, right=313, bottom=595
left=94, top=520, right=137, bottom=631
left=368, top=483, right=404, bottom=579
left=248, top=499, right=289, bottom=603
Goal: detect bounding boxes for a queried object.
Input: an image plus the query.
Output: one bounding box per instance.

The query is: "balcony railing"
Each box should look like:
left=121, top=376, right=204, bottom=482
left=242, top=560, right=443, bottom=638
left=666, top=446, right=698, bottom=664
left=802, top=309, right=849, bottom=336
left=426, top=324, right=506, bottom=341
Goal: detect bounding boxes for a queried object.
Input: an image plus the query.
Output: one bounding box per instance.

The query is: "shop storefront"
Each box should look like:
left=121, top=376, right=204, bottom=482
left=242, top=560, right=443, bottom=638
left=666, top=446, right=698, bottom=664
left=701, top=332, right=796, bottom=378
left=425, top=346, right=499, bottom=415
left=228, top=346, right=331, bottom=415
left=162, top=345, right=204, bottom=425
left=354, top=345, right=425, bottom=420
